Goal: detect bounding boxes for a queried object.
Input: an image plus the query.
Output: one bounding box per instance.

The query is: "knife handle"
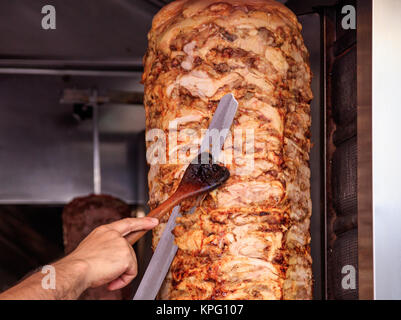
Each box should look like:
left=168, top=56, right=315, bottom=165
left=125, top=189, right=186, bottom=245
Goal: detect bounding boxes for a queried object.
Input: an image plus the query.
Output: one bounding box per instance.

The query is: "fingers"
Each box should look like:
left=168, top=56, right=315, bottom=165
left=108, top=246, right=138, bottom=291
left=106, top=217, right=159, bottom=236
left=107, top=273, right=136, bottom=291
left=124, top=230, right=146, bottom=246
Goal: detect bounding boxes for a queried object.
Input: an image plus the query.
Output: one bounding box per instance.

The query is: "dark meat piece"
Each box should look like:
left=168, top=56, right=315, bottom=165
left=62, top=194, right=131, bottom=300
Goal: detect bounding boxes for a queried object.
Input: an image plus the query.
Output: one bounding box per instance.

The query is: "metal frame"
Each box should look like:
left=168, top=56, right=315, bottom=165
left=0, top=58, right=143, bottom=77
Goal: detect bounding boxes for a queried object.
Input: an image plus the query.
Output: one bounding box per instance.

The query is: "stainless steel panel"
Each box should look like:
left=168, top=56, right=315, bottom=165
left=0, top=0, right=158, bottom=65
left=372, top=0, right=401, bottom=300
left=0, top=74, right=147, bottom=204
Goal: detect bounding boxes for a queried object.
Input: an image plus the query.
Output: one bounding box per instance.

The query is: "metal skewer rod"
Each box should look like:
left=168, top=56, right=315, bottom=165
left=91, top=89, right=101, bottom=195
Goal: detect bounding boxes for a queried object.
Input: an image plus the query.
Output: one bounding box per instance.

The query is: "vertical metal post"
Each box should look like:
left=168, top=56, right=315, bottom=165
left=91, top=90, right=101, bottom=195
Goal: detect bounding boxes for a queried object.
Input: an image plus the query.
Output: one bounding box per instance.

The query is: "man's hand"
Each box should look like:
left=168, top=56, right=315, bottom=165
left=0, top=217, right=158, bottom=300
left=62, top=217, right=159, bottom=291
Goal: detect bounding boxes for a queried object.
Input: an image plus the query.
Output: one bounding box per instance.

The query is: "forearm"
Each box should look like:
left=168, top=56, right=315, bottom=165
left=0, top=258, right=89, bottom=300
left=0, top=217, right=158, bottom=300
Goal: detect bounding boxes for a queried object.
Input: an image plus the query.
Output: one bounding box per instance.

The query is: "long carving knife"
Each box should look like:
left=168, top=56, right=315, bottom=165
left=133, top=93, right=238, bottom=300
left=133, top=205, right=180, bottom=300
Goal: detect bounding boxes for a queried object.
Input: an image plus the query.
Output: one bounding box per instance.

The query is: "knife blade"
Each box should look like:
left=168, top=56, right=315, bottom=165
left=133, top=93, right=238, bottom=300
left=133, top=205, right=180, bottom=300
left=200, top=93, right=239, bottom=162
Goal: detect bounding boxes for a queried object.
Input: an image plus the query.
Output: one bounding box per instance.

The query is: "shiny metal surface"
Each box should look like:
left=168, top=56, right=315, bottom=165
left=0, top=68, right=138, bottom=77
left=372, top=0, right=401, bottom=300
left=91, top=91, right=101, bottom=195
left=0, top=0, right=157, bottom=65
left=0, top=74, right=147, bottom=204
left=133, top=206, right=180, bottom=300
left=199, top=93, right=238, bottom=160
